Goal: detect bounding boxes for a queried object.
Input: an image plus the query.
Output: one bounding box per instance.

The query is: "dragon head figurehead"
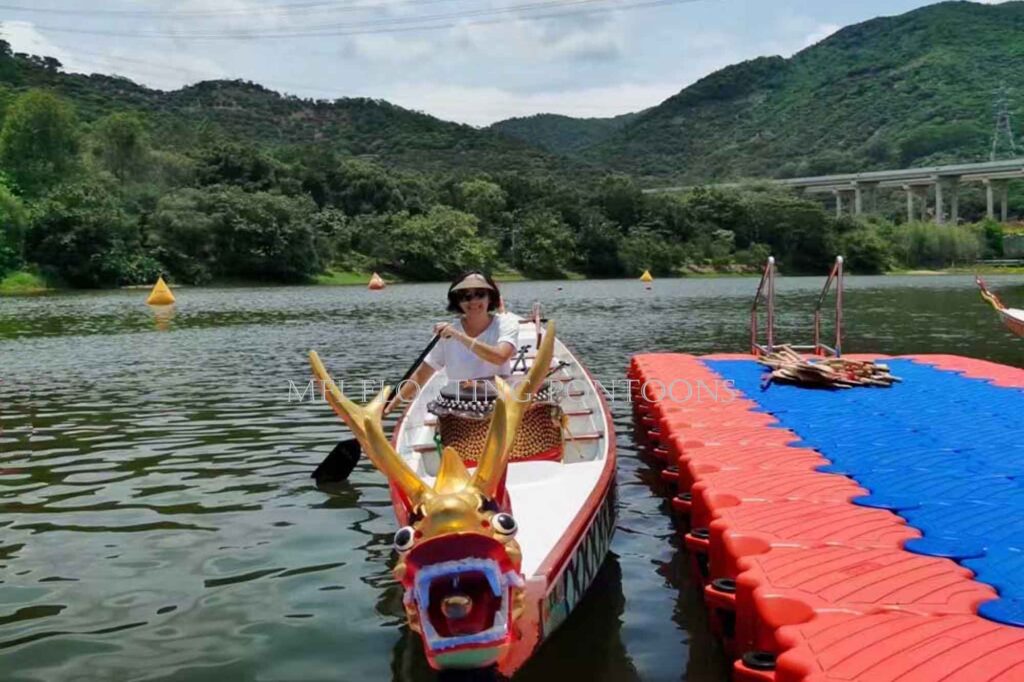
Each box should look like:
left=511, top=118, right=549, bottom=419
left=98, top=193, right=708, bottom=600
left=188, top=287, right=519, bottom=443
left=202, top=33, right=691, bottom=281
left=309, top=322, right=556, bottom=670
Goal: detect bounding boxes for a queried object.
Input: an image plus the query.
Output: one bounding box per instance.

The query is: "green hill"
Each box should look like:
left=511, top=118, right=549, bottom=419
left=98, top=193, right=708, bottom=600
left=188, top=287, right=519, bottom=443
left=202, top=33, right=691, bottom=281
left=0, top=45, right=566, bottom=176
left=489, top=111, right=639, bottom=155
left=569, top=1, right=1024, bottom=184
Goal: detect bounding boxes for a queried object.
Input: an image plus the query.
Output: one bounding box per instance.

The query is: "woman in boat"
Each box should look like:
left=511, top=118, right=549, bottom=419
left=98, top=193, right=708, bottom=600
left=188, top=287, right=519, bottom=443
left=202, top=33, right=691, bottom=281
left=386, top=271, right=518, bottom=412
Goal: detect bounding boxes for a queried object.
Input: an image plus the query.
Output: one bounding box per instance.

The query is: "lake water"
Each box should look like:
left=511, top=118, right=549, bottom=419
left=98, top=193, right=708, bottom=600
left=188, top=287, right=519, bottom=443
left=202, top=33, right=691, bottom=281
left=2, top=275, right=1022, bottom=682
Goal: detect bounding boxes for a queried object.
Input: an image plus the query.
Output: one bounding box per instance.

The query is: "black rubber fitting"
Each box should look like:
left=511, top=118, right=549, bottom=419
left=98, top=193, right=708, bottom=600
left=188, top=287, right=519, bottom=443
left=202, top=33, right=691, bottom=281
left=712, top=578, right=737, bottom=594
left=742, top=651, right=777, bottom=671
left=691, top=527, right=710, bottom=540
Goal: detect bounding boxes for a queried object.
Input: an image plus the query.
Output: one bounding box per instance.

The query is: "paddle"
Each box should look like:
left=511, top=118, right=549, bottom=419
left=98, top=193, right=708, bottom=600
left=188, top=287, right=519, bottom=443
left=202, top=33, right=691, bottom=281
left=312, top=333, right=442, bottom=485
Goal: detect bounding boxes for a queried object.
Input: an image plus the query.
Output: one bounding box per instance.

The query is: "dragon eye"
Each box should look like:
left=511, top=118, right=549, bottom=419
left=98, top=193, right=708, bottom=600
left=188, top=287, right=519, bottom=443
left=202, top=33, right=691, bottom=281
left=394, top=526, right=415, bottom=552
left=493, top=513, right=517, bottom=536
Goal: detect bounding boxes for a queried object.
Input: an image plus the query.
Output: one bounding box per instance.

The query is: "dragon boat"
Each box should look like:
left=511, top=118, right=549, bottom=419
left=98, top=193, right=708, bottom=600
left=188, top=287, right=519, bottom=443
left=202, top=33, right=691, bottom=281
left=310, top=314, right=616, bottom=675
left=977, top=275, right=1024, bottom=337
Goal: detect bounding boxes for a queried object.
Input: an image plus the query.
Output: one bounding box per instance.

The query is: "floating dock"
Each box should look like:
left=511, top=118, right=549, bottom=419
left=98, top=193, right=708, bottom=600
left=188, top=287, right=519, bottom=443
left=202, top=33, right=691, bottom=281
left=629, top=353, right=1024, bottom=681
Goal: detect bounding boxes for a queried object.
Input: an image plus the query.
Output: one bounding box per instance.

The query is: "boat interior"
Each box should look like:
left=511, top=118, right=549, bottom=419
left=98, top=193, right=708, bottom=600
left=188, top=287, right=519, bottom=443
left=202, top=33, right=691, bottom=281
left=394, top=314, right=612, bottom=577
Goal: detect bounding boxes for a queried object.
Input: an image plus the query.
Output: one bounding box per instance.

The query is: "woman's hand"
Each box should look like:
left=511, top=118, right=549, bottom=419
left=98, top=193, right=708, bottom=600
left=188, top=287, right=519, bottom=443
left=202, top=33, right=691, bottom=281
left=433, top=323, right=464, bottom=341
left=433, top=322, right=453, bottom=338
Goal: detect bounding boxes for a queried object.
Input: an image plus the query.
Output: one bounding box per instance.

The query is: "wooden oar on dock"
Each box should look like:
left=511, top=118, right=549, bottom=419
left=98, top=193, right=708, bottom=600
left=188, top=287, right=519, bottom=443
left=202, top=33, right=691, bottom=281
left=758, top=346, right=900, bottom=389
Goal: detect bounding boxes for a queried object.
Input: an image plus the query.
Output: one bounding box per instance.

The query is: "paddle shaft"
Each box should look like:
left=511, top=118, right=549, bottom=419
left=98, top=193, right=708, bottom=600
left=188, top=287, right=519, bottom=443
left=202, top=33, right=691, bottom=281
left=384, top=333, right=442, bottom=413
left=315, top=333, right=442, bottom=484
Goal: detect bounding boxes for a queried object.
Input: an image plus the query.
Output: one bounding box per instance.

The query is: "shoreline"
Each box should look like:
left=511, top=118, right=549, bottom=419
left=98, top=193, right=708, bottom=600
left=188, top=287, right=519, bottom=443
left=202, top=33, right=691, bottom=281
left=5, top=267, right=1024, bottom=297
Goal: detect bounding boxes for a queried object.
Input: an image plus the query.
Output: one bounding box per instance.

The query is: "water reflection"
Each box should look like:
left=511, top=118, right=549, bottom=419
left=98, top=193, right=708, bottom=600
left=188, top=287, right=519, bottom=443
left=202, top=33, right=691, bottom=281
left=151, top=305, right=176, bottom=333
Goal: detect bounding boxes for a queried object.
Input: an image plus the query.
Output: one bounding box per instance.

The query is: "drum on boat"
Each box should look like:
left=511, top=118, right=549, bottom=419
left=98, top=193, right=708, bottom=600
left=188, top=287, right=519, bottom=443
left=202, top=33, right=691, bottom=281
left=427, top=379, right=564, bottom=464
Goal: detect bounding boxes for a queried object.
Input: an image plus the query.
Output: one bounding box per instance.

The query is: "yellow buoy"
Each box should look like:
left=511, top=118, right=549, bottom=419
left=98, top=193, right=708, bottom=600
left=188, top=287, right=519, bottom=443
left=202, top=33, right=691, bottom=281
left=146, top=276, right=175, bottom=305
left=640, top=270, right=654, bottom=283
left=368, top=272, right=386, bottom=290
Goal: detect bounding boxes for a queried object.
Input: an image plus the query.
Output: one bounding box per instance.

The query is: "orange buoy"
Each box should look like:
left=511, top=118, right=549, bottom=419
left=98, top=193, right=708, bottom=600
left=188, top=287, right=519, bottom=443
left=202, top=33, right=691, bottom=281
left=640, top=270, right=654, bottom=283
left=146, top=276, right=175, bottom=305
left=368, top=272, right=386, bottom=290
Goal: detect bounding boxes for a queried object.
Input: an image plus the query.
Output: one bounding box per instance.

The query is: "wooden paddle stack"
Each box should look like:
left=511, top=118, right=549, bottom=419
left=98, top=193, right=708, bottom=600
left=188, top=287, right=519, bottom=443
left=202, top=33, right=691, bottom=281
left=758, top=346, right=900, bottom=389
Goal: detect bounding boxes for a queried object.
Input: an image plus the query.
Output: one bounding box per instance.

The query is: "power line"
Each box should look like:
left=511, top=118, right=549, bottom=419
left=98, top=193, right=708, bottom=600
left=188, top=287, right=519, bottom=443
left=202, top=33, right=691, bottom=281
left=13, top=0, right=705, bottom=41
left=0, top=0, right=463, bottom=19
left=24, top=0, right=632, bottom=36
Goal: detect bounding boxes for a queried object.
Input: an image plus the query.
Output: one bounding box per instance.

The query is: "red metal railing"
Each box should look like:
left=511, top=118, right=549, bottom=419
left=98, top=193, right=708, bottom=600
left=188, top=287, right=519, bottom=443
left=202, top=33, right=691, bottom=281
left=750, top=257, right=776, bottom=356
left=813, top=256, right=844, bottom=357
left=750, top=256, right=845, bottom=358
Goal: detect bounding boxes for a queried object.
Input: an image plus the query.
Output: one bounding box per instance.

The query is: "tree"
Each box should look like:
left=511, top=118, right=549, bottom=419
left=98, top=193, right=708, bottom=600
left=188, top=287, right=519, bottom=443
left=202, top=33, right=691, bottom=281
left=310, top=207, right=350, bottom=265
left=92, top=112, right=148, bottom=184
left=194, top=141, right=297, bottom=193
left=146, top=188, right=218, bottom=284
left=744, top=193, right=836, bottom=273
left=0, top=90, right=79, bottom=196
left=149, top=186, right=322, bottom=283
left=457, top=178, right=507, bottom=233
left=596, top=175, right=644, bottom=229
left=641, top=193, right=693, bottom=242
left=619, top=228, right=680, bottom=277
left=512, top=207, right=574, bottom=278
left=0, top=180, right=27, bottom=277
left=574, top=210, right=623, bottom=277
left=308, top=158, right=416, bottom=216
left=382, top=206, right=496, bottom=280
left=683, top=187, right=749, bottom=244
left=839, top=226, right=891, bottom=274
left=27, top=180, right=157, bottom=287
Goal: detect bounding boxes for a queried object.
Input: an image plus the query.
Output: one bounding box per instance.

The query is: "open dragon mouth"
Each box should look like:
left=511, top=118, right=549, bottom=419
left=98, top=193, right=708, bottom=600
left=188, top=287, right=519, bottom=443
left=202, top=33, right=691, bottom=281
left=407, top=557, right=524, bottom=653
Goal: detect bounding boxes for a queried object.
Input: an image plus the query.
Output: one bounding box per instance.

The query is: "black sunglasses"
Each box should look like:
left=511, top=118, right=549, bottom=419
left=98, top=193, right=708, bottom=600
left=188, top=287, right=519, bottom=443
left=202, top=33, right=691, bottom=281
left=458, top=289, right=490, bottom=302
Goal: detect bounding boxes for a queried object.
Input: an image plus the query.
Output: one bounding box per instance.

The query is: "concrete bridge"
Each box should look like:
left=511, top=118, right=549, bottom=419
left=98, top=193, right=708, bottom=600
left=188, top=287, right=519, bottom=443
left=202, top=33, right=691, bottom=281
left=651, top=158, right=1024, bottom=224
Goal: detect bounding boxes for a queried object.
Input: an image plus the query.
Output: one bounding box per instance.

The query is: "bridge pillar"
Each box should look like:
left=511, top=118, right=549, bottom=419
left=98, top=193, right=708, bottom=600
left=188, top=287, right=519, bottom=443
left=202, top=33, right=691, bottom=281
left=852, top=181, right=878, bottom=216
left=984, top=179, right=1011, bottom=221
left=903, top=185, right=915, bottom=223
left=833, top=189, right=844, bottom=218
left=933, top=177, right=944, bottom=225
left=948, top=177, right=961, bottom=225
left=912, top=185, right=930, bottom=222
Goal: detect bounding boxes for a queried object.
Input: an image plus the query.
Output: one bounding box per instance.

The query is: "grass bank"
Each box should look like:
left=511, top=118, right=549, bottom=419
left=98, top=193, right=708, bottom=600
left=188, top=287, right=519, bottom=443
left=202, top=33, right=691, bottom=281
left=313, top=268, right=536, bottom=286
left=0, top=271, right=49, bottom=295
left=890, top=266, right=1024, bottom=276
left=313, top=269, right=390, bottom=286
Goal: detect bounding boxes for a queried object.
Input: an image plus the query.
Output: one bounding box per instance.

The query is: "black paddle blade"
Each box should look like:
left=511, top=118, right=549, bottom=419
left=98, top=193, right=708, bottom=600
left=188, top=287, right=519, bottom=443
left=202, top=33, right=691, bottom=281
left=313, top=439, right=362, bottom=484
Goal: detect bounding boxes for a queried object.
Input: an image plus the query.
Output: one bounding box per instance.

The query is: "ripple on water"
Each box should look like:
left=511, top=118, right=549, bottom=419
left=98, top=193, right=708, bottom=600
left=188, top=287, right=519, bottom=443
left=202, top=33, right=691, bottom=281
left=2, top=278, right=1023, bottom=680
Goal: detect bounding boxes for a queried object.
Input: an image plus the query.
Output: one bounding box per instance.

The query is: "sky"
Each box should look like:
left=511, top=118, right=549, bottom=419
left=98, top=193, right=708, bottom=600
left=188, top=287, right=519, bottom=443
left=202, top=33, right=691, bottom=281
left=0, top=0, right=1012, bottom=126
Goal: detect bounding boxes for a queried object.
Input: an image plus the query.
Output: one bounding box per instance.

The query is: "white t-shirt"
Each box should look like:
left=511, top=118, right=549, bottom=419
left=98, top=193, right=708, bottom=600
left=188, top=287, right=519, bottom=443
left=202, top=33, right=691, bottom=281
left=424, top=313, right=520, bottom=381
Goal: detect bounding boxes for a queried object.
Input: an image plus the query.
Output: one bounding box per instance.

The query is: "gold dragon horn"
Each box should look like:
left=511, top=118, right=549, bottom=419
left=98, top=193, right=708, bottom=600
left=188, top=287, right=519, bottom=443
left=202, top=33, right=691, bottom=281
left=472, top=321, right=557, bottom=500
left=309, top=351, right=385, bottom=452
left=309, top=351, right=430, bottom=506
left=434, top=447, right=473, bottom=495
left=472, top=401, right=511, bottom=500
left=363, top=415, right=432, bottom=507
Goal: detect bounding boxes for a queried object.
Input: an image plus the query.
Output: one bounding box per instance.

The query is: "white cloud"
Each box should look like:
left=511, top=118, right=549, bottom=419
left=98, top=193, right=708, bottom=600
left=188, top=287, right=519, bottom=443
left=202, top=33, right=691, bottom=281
left=1, top=20, right=228, bottom=91
left=338, top=34, right=434, bottom=64
left=801, top=23, right=841, bottom=49
left=449, top=13, right=625, bottom=64
left=1, top=20, right=77, bottom=67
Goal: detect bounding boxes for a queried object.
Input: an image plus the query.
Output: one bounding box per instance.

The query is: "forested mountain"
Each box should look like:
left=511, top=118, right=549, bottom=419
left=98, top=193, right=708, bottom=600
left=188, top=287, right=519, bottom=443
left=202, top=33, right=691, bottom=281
left=0, top=2, right=1016, bottom=293
left=501, top=2, right=1024, bottom=184
left=0, top=46, right=566, bottom=177
left=489, top=111, right=639, bottom=156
